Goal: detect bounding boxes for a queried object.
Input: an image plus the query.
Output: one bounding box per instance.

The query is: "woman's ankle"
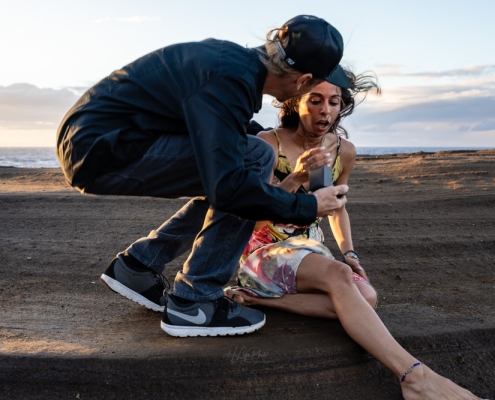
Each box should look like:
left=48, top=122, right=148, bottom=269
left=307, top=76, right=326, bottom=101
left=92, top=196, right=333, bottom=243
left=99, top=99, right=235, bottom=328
left=400, top=361, right=422, bottom=383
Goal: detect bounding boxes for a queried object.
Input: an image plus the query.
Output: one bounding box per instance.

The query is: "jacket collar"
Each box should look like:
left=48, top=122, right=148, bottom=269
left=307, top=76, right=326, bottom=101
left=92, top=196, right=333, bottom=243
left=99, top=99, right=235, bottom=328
left=250, top=47, right=268, bottom=113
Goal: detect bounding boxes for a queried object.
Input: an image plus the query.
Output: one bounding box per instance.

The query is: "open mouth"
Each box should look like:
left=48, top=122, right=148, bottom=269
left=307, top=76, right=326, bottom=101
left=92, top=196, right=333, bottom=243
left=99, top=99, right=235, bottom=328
left=316, top=120, right=330, bottom=130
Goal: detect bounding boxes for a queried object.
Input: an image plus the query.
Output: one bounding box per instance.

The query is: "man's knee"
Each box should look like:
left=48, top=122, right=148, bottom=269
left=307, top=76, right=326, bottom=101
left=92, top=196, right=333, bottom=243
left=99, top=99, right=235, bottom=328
left=245, top=135, right=275, bottom=182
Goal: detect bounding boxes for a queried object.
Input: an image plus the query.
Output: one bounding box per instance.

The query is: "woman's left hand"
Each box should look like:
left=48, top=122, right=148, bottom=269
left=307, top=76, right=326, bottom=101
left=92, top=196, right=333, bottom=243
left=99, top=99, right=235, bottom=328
left=344, top=257, right=369, bottom=282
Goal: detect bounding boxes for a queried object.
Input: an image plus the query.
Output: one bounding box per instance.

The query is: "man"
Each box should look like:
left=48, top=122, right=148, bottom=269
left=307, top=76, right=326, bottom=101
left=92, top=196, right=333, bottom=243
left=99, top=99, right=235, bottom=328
left=56, top=15, right=349, bottom=337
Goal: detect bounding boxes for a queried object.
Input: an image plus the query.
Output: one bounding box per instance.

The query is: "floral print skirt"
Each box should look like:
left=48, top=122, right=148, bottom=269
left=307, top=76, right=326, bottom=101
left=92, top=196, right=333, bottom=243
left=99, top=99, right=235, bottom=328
left=237, top=235, right=368, bottom=298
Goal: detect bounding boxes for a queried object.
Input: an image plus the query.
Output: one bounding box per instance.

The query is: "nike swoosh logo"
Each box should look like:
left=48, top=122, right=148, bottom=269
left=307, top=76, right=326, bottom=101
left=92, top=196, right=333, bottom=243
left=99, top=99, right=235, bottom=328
left=167, top=308, right=207, bottom=325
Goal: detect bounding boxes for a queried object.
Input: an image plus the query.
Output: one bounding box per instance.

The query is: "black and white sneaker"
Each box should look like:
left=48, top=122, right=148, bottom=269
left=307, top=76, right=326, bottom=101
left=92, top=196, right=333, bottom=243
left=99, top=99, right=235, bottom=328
left=100, top=254, right=169, bottom=312
left=161, top=294, right=265, bottom=337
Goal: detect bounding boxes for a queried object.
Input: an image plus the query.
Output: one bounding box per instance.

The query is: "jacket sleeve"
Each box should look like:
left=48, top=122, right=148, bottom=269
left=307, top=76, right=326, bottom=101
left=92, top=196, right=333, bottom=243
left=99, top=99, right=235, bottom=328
left=182, top=76, right=317, bottom=225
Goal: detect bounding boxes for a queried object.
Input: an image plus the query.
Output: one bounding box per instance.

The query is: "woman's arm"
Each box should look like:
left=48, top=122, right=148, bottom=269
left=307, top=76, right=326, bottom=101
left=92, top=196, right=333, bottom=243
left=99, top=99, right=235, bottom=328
left=328, top=139, right=355, bottom=252
left=254, top=131, right=333, bottom=227
left=328, top=139, right=369, bottom=280
left=276, top=147, right=333, bottom=193
left=257, top=129, right=332, bottom=193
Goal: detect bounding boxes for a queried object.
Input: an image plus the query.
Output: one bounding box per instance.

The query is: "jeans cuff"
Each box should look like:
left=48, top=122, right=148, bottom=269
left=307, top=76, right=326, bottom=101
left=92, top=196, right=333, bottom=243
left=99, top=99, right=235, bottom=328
left=125, top=249, right=165, bottom=274
left=173, top=288, right=225, bottom=302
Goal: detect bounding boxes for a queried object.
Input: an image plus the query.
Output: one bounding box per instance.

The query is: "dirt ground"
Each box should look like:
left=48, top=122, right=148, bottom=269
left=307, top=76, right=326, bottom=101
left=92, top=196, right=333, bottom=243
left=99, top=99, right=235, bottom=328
left=0, top=150, right=494, bottom=399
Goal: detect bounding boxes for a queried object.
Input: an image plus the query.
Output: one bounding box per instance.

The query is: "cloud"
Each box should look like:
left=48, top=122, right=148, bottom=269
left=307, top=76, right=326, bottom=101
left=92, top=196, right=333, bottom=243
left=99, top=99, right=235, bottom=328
left=1, top=72, right=494, bottom=148
left=256, top=86, right=495, bottom=146
left=64, top=86, right=91, bottom=97
left=377, top=64, right=495, bottom=79
left=250, top=75, right=495, bottom=146
left=409, top=65, right=495, bottom=79
left=0, top=83, right=80, bottom=130
left=472, top=121, right=495, bottom=131
left=359, top=96, right=495, bottom=128
left=337, top=75, right=495, bottom=146
left=374, top=64, right=405, bottom=76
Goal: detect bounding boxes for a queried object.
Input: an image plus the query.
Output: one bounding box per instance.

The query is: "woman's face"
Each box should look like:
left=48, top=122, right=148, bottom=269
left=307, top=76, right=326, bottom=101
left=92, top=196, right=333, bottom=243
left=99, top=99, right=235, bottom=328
left=297, top=81, right=342, bottom=135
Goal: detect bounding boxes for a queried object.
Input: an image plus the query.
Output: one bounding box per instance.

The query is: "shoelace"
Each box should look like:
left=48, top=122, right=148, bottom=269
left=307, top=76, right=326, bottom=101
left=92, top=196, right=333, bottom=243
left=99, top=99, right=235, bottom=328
left=221, top=295, right=239, bottom=312
left=151, top=271, right=171, bottom=296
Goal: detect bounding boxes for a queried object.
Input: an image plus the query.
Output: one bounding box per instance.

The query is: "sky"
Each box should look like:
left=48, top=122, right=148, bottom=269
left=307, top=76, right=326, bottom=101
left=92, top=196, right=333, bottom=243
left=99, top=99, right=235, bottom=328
left=0, top=0, right=494, bottom=148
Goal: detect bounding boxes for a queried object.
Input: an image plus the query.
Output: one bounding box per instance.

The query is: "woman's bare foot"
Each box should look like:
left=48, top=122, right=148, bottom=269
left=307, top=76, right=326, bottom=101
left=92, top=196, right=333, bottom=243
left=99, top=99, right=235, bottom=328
left=224, top=288, right=259, bottom=306
left=401, top=363, right=481, bottom=400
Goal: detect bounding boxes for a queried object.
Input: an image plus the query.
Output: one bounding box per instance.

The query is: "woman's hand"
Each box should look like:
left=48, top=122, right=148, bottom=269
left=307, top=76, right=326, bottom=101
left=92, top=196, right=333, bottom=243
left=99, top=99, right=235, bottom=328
left=344, top=256, right=369, bottom=282
left=292, top=147, right=333, bottom=184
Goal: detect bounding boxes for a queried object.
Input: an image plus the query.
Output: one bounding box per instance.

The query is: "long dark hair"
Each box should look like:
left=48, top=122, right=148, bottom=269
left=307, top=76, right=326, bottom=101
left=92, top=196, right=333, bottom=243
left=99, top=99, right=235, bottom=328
left=275, top=67, right=381, bottom=138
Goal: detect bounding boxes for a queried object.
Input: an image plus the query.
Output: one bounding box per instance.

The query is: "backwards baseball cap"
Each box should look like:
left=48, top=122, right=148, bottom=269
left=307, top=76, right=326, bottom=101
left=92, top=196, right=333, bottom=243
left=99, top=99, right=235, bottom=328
left=325, top=65, right=350, bottom=89
left=274, top=15, right=344, bottom=80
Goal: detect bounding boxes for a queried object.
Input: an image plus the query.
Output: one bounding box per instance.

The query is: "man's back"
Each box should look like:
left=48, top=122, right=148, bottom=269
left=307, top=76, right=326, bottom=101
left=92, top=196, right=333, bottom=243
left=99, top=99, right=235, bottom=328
left=57, top=39, right=265, bottom=187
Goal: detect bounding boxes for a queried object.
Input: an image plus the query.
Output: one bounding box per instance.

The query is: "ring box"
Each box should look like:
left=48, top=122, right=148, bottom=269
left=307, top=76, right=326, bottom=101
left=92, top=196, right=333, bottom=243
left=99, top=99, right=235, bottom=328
left=309, top=165, right=333, bottom=192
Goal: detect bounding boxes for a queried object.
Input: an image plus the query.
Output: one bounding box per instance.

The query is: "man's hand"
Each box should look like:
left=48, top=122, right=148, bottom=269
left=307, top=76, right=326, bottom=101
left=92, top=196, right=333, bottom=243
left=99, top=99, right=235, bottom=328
left=313, top=184, right=348, bottom=217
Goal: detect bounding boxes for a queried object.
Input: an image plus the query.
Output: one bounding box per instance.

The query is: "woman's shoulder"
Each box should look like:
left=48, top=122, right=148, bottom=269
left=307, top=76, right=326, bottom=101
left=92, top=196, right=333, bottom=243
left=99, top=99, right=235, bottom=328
left=256, top=129, right=278, bottom=148
left=339, top=137, right=357, bottom=159
left=257, top=128, right=292, bottom=148
left=256, top=129, right=275, bottom=138
left=256, top=129, right=275, bottom=140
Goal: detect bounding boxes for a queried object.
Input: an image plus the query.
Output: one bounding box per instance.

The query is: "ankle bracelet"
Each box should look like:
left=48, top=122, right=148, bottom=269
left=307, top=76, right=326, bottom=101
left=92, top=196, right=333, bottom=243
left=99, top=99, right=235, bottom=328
left=400, top=362, right=421, bottom=382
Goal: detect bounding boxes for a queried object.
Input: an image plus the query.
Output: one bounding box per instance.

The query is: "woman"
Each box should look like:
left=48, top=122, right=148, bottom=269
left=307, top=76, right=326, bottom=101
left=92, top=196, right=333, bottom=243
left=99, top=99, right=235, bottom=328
left=227, top=67, right=481, bottom=399
left=230, top=65, right=377, bottom=317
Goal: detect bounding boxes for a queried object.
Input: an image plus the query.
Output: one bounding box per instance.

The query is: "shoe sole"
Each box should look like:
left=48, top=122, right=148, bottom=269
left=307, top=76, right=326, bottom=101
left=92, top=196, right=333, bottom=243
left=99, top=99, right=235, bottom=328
left=159, top=316, right=266, bottom=337
left=100, top=273, right=164, bottom=312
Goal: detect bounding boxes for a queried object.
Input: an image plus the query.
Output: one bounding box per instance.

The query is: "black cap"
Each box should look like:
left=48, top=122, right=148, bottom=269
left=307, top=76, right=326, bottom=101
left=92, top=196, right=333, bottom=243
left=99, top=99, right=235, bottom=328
left=275, top=15, right=344, bottom=80
left=325, top=65, right=350, bottom=89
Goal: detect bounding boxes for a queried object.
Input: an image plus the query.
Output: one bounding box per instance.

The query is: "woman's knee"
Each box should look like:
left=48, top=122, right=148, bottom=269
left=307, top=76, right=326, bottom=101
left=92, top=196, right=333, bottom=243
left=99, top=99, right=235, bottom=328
left=321, top=260, right=355, bottom=288
left=358, top=282, right=378, bottom=309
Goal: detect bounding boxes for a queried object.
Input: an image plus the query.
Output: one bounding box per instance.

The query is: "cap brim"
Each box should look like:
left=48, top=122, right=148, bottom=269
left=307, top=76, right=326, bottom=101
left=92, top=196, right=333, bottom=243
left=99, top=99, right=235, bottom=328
left=325, top=65, right=350, bottom=89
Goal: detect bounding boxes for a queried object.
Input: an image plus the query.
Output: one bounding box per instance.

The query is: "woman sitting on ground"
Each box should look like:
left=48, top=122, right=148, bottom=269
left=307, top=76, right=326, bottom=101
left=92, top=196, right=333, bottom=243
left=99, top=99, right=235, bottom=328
left=227, top=66, right=481, bottom=400
left=230, top=65, right=377, bottom=317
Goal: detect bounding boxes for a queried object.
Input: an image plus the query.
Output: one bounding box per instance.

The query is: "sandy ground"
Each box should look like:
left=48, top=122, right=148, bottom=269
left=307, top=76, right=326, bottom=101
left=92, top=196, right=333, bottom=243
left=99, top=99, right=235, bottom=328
left=0, top=150, right=494, bottom=399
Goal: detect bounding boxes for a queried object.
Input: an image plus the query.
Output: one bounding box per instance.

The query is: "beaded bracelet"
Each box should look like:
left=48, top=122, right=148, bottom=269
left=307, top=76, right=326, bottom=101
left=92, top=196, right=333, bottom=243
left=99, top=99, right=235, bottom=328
left=400, top=362, right=421, bottom=382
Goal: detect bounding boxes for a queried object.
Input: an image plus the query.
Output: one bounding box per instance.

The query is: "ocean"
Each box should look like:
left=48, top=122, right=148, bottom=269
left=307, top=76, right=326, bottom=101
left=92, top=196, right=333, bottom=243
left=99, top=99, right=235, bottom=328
left=0, top=146, right=492, bottom=169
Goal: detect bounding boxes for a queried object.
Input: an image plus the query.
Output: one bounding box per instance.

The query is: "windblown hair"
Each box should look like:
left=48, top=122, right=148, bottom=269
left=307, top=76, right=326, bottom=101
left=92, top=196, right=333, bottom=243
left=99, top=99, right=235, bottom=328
left=275, top=68, right=381, bottom=138
left=256, top=26, right=301, bottom=78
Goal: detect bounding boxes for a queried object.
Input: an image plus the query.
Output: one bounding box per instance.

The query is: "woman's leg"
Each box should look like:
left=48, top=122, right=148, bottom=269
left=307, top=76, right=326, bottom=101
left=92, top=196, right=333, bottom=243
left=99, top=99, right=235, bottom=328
left=226, top=280, right=376, bottom=319
left=295, top=254, right=479, bottom=400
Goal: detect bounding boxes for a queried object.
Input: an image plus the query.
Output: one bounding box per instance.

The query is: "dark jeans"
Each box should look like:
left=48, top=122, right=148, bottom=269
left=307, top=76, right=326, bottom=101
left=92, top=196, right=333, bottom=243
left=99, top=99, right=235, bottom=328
left=83, top=134, right=275, bottom=301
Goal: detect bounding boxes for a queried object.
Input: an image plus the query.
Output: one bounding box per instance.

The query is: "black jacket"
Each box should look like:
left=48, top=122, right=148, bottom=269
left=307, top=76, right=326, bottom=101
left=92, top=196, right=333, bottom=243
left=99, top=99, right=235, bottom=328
left=56, top=39, right=316, bottom=225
